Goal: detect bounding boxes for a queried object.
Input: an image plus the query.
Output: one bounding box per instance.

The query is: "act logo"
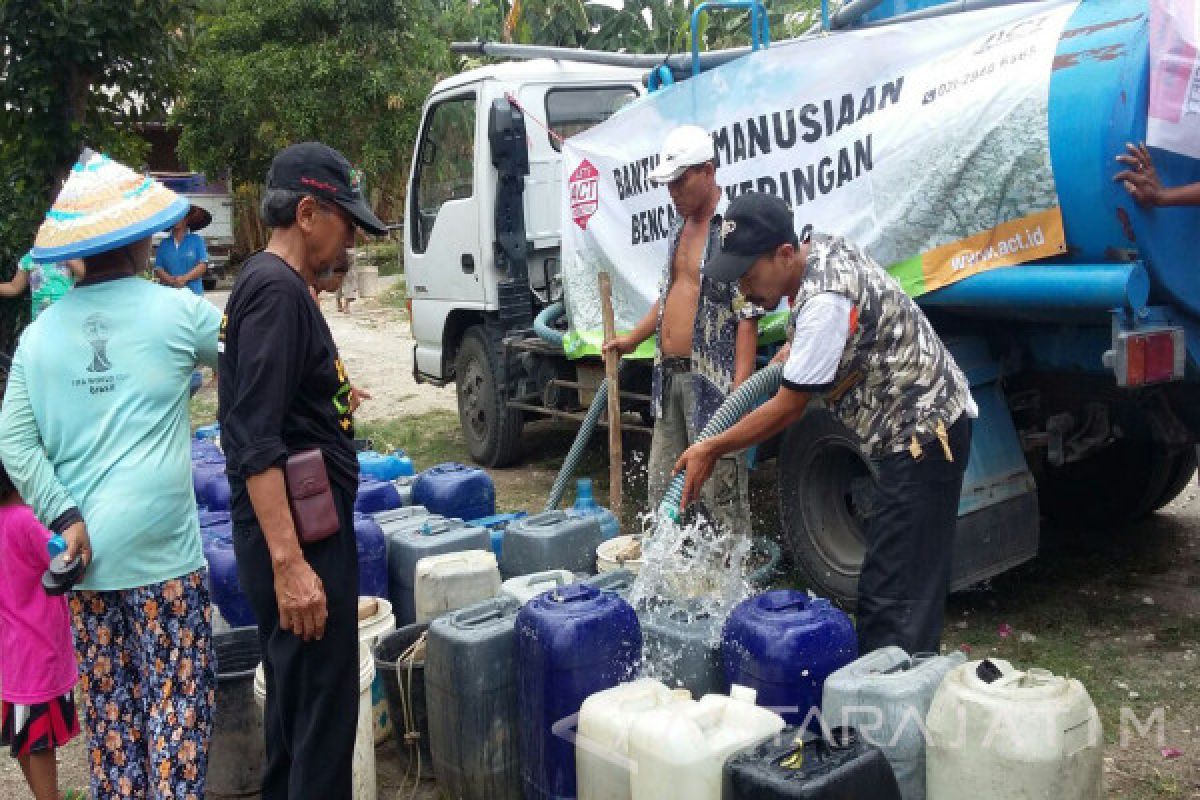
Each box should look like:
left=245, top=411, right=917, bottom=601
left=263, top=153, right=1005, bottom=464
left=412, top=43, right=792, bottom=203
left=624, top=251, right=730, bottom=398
left=569, top=160, right=600, bottom=230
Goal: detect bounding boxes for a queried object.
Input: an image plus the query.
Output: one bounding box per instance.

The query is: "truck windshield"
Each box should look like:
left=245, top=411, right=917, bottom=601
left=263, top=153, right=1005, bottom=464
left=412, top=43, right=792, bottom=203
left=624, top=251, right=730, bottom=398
left=545, top=86, right=638, bottom=151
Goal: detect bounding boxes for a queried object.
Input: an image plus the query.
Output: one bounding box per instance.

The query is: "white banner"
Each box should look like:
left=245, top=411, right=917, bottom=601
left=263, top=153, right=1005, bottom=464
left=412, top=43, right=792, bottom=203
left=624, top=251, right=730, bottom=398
left=561, top=0, right=1078, bottom=356
left=1148, top=0, right=1200, bottom=159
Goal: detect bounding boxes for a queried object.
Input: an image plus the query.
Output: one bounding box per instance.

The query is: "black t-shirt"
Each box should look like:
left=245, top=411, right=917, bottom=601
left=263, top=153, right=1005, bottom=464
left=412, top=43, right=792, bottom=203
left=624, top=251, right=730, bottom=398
left=218, top=252, right=357, bottom=524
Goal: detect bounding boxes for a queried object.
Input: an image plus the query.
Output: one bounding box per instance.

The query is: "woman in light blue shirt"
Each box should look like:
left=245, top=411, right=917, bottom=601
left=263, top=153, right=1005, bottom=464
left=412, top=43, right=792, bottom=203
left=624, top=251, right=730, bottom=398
left=154, top=205, right=211, bottom=295
left=0, top=151, right=220, bottom=799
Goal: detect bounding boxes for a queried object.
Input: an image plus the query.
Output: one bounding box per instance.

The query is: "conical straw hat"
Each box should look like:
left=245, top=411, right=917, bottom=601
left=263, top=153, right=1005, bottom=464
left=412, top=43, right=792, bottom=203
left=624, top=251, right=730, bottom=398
left=31, top=149, right=189, bottom=263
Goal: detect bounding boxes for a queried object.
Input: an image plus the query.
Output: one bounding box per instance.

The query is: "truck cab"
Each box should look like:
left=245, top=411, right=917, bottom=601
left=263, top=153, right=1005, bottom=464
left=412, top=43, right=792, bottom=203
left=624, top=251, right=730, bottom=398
left=406, top=60, right=643, bottom=464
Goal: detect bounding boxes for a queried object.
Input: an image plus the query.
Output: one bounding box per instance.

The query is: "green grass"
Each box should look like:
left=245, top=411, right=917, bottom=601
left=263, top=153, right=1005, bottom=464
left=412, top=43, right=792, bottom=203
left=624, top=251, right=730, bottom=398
left=380, top=278, right=408, bottom=312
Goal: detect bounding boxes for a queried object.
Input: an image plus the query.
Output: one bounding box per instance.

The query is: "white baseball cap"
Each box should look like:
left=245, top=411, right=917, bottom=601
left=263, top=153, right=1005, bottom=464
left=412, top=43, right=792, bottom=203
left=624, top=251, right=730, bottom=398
left=648, top=125, right=715, bottom=186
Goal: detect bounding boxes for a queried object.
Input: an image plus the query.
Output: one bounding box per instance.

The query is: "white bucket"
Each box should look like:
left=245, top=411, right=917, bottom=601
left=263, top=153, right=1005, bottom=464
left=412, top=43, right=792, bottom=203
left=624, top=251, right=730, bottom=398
left=596, top=536, right=644, bottom=574
left=358, top=597, right=396, bottom=743
left=357, top=264, right=380, bottom=298
left=252, top=657, right=377, bottom=800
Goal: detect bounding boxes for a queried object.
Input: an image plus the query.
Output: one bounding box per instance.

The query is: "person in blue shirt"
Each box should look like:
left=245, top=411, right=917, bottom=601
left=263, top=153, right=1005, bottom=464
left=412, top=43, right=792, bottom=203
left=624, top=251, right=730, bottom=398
left=154, top=205, right=211, bottom=295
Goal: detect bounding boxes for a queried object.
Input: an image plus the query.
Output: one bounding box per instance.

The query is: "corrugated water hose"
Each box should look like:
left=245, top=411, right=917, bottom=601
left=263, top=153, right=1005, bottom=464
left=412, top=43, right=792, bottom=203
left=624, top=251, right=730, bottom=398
left=545, top=366, right=625, bottom=511
left=657, top=364, right=784, bottom=520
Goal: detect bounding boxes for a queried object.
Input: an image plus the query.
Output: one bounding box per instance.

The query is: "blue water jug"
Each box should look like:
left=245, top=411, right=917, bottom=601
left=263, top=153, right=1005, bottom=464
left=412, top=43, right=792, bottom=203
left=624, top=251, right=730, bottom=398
left=203, top=531, right=255, bottom=627
left=191, top=438, right=224, bottom=464
left=198, top=510, right=231, bottom=532
left=566, top=478, right=619, bottom=540
left=516, top=583, right=641, bottom=799
left=193, top=463, right=232, bottom=512
left=194, top=423, right=220, bottom=441
left=354, top=513, right=389, bottom=599
left=359, top=449, right=416, bottom=481
left=722, top=590, right=857, bottom=728
left=412, top=463, right=495, bottom=522
left=355, top=479, right=402, bottom=514
left=470, top=511, right=529, bottom=558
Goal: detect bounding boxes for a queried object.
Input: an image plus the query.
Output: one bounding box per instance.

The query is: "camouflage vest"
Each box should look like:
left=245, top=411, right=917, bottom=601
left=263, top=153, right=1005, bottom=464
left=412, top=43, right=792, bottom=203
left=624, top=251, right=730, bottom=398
left=788, top=234, right=972, bottom=458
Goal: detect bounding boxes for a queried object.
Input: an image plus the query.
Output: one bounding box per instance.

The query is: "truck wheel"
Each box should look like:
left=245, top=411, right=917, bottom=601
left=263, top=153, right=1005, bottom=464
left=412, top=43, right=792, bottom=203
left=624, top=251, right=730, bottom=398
left=455, top=326, right=523, bottom=467
left=1038, top=437, right=1173, bottom=529
left=1150, top=447, right=1195, bottom=512
left=777, top=410, right=871, bottom=607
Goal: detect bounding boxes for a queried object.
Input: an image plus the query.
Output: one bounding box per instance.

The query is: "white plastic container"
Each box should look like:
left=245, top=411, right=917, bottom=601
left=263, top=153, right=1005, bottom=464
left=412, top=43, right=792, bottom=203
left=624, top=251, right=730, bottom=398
left=501, top=569, right=577, bottom=605
left=822, top=646, right=965, bottom=800
left=628, top=687, right=785, bottom=800
left=926, top=659, right=1104, bottom=800
left=357, top=597, right=396, bottom=743
left=413, top=550, right=501, bottom=623
left=597, top=536, right=643, bottom=574
left=252, top=656, right=377, bottom=800
left=576, top=679, right=692, bottom=800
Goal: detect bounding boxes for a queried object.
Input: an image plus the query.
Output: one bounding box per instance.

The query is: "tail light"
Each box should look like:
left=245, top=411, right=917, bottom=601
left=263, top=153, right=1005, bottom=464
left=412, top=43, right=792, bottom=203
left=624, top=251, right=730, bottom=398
left=1108, top=328, right=1186, bottom=387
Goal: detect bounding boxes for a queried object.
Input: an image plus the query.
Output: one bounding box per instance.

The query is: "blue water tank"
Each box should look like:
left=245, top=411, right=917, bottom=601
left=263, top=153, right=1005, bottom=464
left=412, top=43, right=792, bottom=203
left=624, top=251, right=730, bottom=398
left=722, top=590, right=857, bottom=728
left=354, top=513, right=389, bottom=599
left=355, top=480, right=402, bottom=515
left=412, top=463, right=496, bottom=522
left=516, top=583, right=641, bottom=799
left=204, top=531, right=255, bottom=627
left=566, top=478, right=620, bottom=541
left=193, top=463, right=231, bottom=511
left=358, top=449, right=416, bottom=481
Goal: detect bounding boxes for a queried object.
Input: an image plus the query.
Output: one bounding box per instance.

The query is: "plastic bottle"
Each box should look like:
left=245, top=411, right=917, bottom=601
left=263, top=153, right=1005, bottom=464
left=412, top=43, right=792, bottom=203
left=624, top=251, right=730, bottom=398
left=568, top=478, right=620, bottom=540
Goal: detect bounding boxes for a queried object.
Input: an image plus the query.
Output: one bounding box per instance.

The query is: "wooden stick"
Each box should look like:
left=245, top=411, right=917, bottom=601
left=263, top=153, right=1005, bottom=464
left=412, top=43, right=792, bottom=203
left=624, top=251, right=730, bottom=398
left=597, top=272, right=623, bottom=517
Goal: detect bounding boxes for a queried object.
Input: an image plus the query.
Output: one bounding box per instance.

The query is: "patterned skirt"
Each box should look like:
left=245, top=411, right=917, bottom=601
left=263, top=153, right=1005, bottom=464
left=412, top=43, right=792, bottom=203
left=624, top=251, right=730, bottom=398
left=0, top=691, right=81, bottom=756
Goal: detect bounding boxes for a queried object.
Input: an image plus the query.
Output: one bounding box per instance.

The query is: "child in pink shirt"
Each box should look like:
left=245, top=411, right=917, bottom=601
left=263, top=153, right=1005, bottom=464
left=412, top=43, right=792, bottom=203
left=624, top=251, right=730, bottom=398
left=0, top=461, right=82, bottom=800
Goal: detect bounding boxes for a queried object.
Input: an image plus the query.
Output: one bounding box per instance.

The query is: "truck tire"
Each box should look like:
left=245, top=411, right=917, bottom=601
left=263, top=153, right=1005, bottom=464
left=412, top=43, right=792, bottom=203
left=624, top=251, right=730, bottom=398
left=1150, top=446, right=1195, bottom=512
left=777, top=410, right=872, bottom=607
left=455, top=326, right=523, bottom=467
left=1038, top=436, right=1174, bottom=529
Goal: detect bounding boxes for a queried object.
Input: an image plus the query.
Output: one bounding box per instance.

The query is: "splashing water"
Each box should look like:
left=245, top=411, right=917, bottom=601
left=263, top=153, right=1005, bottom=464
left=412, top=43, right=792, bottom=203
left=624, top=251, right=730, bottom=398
left=627, top=510, right=758, bottom=689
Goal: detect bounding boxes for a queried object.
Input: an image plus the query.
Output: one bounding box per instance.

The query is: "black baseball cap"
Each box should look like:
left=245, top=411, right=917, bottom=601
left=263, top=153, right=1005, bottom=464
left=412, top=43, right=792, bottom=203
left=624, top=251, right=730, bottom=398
left=266, top=142, right=388, bottom=235
left=705, top=192, right=799, bottom=284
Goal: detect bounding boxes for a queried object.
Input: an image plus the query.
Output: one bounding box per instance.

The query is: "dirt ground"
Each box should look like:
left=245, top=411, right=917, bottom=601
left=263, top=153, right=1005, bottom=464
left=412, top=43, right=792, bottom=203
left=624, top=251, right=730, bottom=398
left=4, top=282, right=1197, bottom=798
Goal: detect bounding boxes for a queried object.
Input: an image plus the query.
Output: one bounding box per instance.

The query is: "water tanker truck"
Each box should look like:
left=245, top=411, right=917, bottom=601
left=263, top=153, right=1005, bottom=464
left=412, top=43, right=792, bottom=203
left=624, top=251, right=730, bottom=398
left=405, top=0, right=1200, bottom=604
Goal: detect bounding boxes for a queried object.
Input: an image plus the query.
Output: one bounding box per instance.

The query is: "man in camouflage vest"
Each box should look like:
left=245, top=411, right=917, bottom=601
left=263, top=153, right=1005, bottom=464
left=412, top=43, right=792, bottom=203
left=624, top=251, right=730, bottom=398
left=675, top=192, right=977, bottom=655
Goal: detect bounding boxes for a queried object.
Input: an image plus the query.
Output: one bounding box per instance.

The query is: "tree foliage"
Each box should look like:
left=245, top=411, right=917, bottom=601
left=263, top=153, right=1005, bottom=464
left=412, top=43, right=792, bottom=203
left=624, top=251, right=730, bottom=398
left=0, top=0, right=200, bottom=353
left=175, top=0, right=460, bottom=223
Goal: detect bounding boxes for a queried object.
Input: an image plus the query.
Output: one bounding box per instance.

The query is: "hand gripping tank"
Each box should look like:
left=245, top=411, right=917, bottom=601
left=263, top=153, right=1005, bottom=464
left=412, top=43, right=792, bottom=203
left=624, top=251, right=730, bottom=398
left=353, top=513, right=389, bottom=600
left=575, top=679, right=692, bottom=800
left=412, top=462, right=496, bottom=521
left=638, top=599, right=726, bottom=698
left=426, top=596, right=524, bottom=800
left=724, top=725, right=901, bottom=800
left=500, top=510, right=604, bottom=578
left=722, top=591, right=857, bottom=728
left=516, top=583, right=642, bottom=799
left=385, top=516, right=491, bottom=625
left=925, top=659, right=1104, bottom=800
left=821, top=647, right=966, bottom=800
left=627, top=688, right=785, bottom=800
left=413, top=549, right=502, bottom=623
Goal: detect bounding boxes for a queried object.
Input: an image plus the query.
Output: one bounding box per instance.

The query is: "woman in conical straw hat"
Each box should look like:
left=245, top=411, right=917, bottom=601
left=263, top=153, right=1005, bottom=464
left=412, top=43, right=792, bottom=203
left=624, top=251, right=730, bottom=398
left=0, top=149, right=221, bottom=799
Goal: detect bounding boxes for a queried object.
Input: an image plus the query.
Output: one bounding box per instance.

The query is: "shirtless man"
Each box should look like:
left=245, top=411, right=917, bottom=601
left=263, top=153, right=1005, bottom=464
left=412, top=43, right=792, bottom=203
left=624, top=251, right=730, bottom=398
left=603, top=126, right=761, bottom=534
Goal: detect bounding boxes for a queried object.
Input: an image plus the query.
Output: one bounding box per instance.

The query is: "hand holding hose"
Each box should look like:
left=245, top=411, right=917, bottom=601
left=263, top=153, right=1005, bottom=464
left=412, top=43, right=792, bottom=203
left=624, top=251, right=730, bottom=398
left=673, top=440, right=720, bottom=510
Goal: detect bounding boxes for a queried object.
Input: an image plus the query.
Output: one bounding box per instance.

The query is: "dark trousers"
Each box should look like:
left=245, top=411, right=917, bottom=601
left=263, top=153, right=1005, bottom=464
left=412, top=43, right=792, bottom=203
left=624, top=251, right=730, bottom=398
left=856, top=415, right=971, bottom=656
left=233, top=487, right=361, bottom=800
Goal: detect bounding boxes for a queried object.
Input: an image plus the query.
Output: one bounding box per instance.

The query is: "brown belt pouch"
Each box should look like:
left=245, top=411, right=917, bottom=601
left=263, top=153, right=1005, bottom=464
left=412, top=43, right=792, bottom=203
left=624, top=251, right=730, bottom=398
left=284, top=448, right=341, bottom=544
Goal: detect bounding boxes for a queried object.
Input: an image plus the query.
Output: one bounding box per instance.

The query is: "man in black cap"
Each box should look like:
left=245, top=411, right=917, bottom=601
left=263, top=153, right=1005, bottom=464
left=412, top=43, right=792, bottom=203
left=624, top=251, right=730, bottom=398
left=674, top=192, right=976, bottom=656
left=218, top=142, right=386, bottom=800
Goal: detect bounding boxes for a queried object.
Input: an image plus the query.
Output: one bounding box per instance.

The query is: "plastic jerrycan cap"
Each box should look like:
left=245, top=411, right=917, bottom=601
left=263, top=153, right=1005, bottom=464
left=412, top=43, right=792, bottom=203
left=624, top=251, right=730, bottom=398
left=976, top=659, right=1004, bottom=683
left=43, top=534, right=85, bottom=596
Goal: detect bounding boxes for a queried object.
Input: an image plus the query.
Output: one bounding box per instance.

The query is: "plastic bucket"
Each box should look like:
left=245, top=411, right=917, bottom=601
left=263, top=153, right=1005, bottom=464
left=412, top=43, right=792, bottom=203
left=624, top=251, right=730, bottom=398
left=596, top=535, right=644, bottom=574
left=374, top=623, right=433, bottom=772
left=251, top=657, right=377, bottom=800
left=358, top=597, right=396, bottom=743
left=209, top=628, right=265, bottom=798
